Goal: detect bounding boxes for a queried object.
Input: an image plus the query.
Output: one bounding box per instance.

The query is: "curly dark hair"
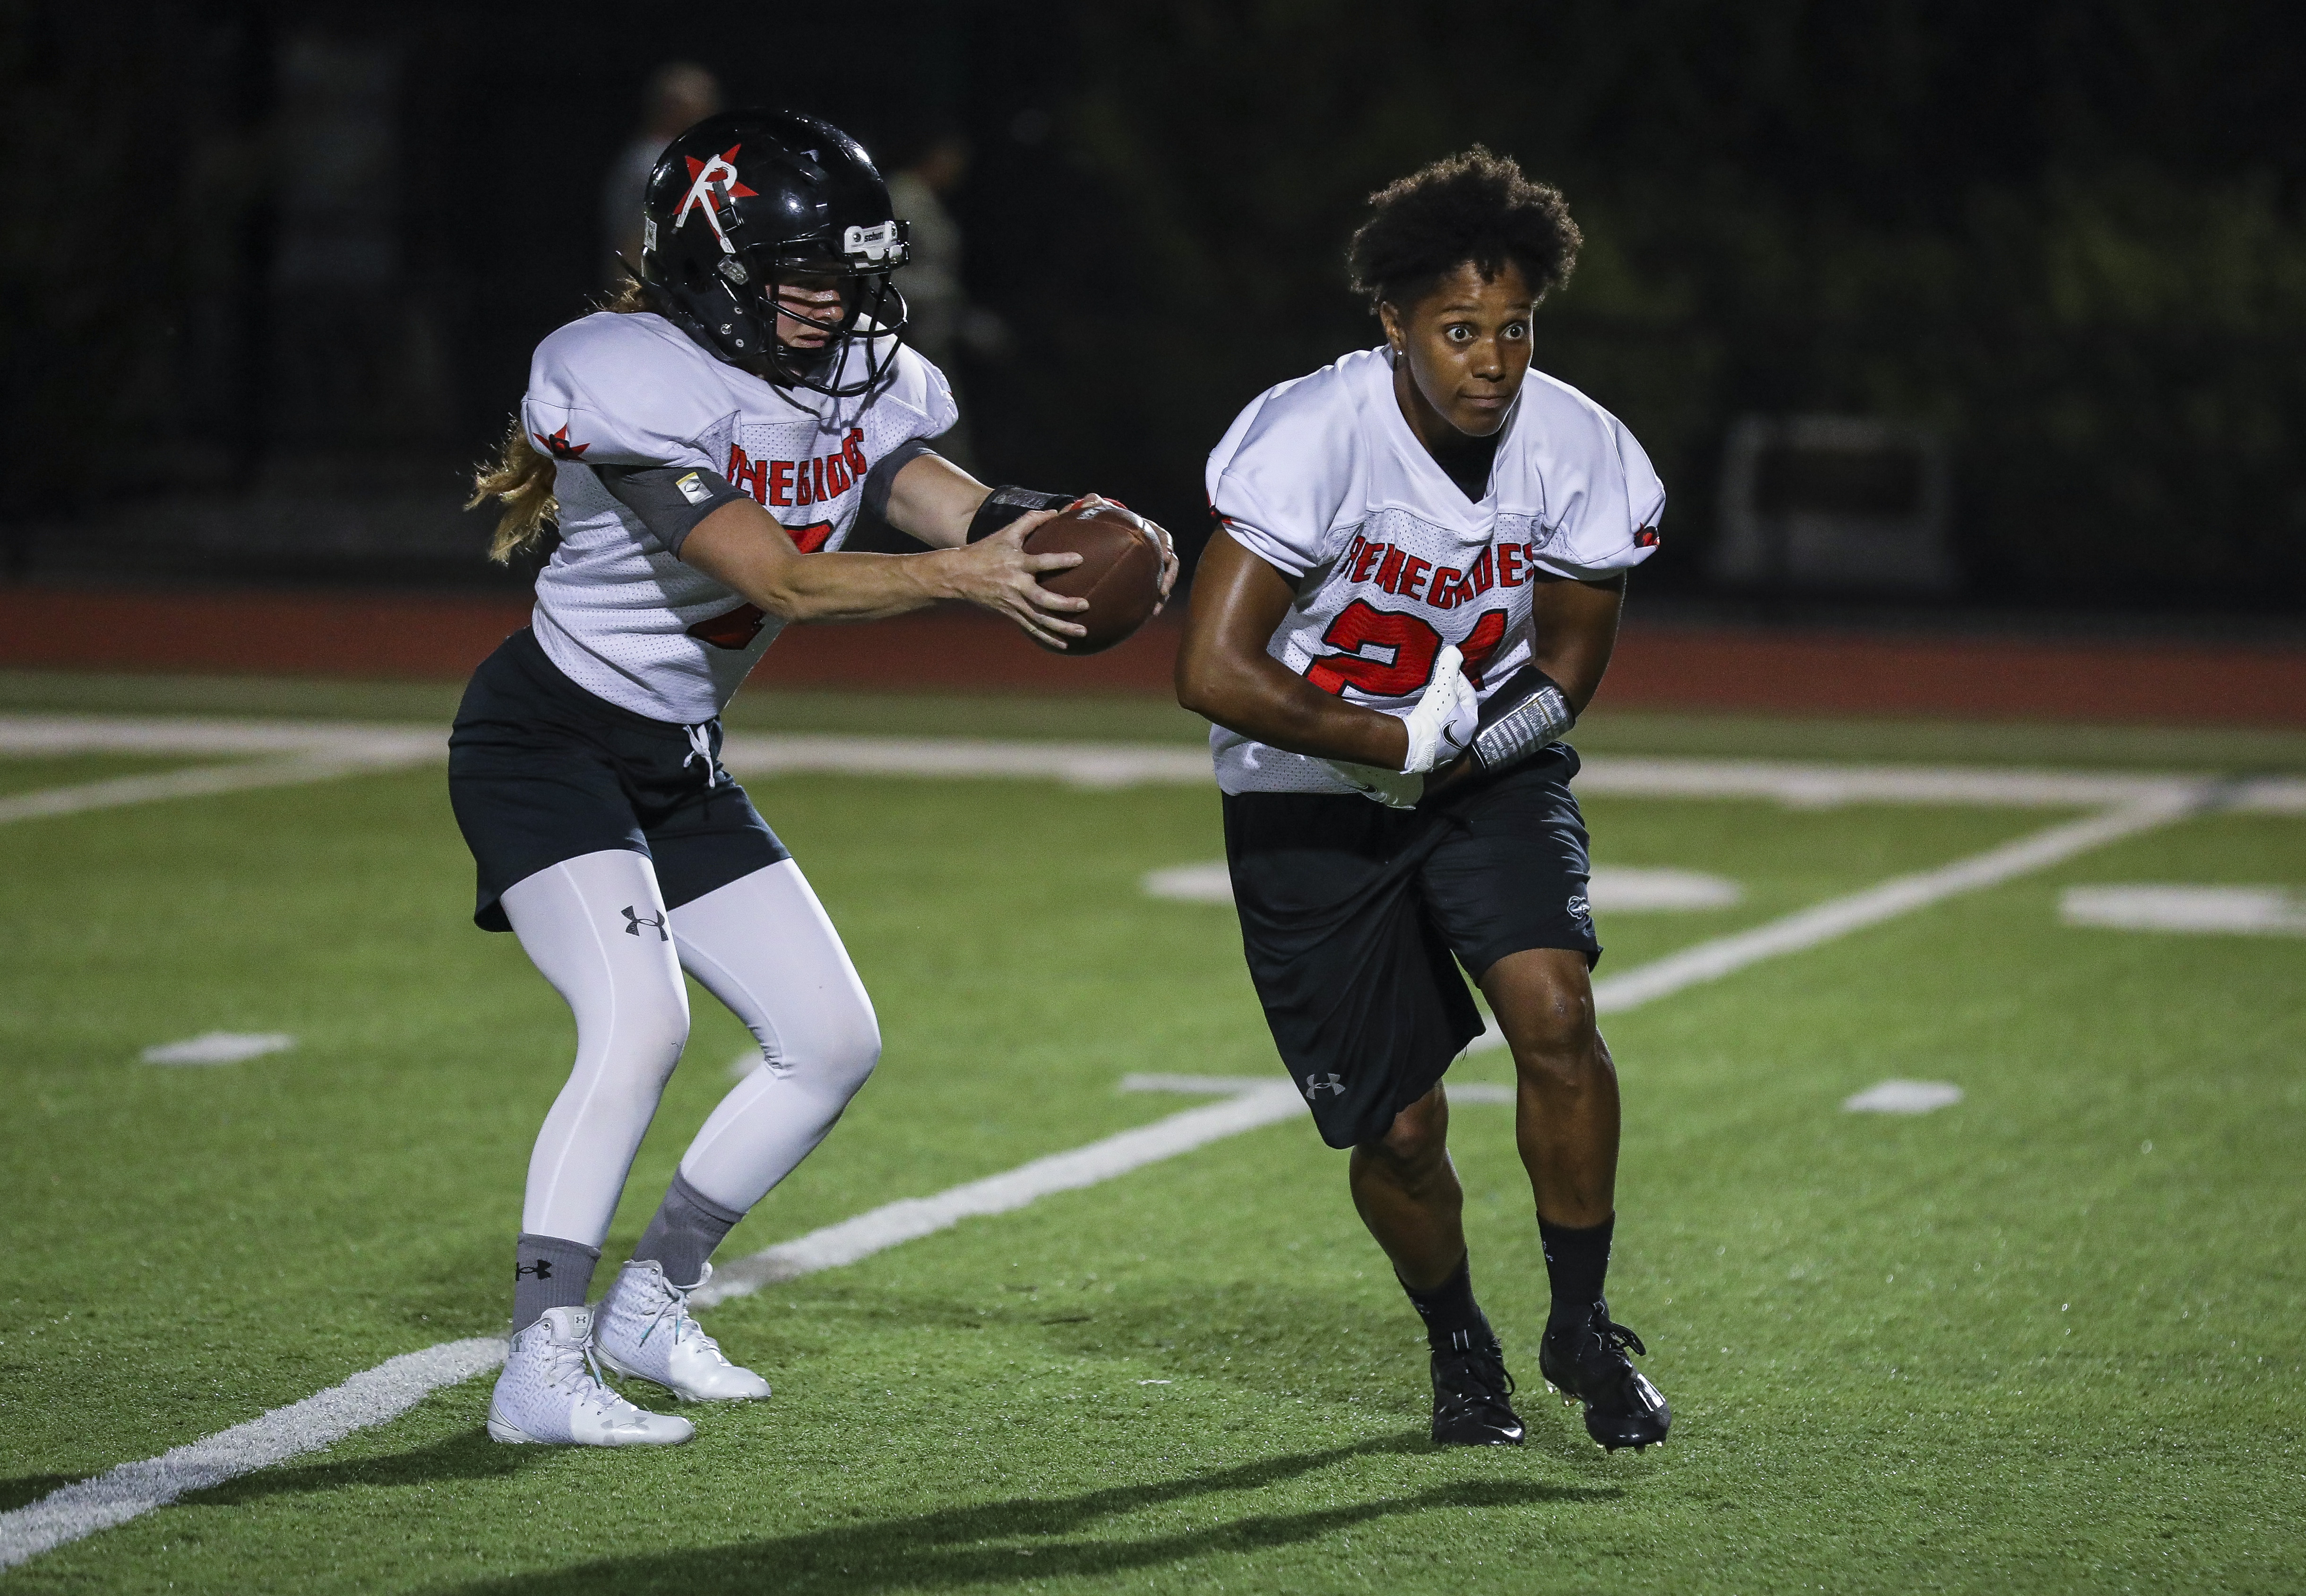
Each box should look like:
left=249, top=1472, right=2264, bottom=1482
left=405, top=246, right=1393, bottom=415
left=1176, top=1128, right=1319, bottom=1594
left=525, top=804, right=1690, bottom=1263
left=1346, top=146, right=1582, bottom=313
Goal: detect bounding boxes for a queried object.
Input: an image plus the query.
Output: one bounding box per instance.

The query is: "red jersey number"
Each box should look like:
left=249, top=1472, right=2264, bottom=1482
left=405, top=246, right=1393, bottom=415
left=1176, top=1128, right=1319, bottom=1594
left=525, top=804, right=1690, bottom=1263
left=1305, top=603, right=1511, bottom=695
left=685, top=522, right=835, bottom=650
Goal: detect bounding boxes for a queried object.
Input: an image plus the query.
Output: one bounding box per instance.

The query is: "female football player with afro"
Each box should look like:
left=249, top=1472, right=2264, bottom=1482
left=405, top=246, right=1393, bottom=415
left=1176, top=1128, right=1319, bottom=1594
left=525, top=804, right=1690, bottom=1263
left=1178, top=146, right=1669, bottom=1450
left=458, top=108, right=1173, bottom=1447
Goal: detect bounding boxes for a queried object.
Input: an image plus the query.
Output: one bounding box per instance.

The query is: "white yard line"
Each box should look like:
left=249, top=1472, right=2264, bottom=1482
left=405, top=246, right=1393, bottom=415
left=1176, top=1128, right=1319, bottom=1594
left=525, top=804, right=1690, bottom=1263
left=0, top=1339, right=503, bottom=1573
left=0, top=758, right=413, bottom=826
left=1463, top=788, right=2214, bottom=1052
left=694, top=1081, right=1305, bottom=1306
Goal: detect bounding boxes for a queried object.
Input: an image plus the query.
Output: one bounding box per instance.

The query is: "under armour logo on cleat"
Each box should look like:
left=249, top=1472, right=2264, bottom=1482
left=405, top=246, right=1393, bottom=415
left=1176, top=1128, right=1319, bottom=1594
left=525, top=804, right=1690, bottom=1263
left=515, top=1259, right=552, bottom=1280
left=1303, top=1073, right=1347, bottom=1099
left=622, top=906, right=669, bottom=941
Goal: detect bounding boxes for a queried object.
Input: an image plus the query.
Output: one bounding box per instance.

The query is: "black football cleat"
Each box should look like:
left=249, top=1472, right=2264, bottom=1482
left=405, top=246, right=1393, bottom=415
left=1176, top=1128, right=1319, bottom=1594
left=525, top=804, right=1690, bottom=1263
left=1428, top=1336, right=1526, bottom=1446
left=1539, top=1299, right=1670, bottom=1452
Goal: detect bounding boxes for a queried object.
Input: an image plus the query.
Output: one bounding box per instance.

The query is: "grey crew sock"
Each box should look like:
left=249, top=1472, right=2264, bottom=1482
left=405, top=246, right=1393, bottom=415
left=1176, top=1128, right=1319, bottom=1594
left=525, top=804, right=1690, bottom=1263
left=632, top=1170, right=747, bottom=1287
left=512, top=1233, right=601, bottom=1335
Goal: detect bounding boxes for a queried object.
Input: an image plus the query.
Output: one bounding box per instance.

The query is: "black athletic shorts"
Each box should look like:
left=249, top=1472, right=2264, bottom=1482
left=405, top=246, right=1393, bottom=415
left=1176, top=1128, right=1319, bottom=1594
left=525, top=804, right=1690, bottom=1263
left=447, top=627, right=789, bottom=932
left=1222, top=747, right=1600, bottom=1150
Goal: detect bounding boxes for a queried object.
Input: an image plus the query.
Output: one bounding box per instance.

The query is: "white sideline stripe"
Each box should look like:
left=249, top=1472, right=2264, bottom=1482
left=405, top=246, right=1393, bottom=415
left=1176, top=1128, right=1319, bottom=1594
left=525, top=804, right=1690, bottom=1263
left=1463, top=788, right=2214, bottom=1053
left=0, top=1339, right=503, bottom=1573
left=5, top=713, right=2305, bottom=811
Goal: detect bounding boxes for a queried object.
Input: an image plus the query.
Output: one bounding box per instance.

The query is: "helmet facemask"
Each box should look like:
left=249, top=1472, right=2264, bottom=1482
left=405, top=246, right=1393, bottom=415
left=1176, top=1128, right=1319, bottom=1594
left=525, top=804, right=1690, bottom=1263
left=745, top=240, right=912, bottom=398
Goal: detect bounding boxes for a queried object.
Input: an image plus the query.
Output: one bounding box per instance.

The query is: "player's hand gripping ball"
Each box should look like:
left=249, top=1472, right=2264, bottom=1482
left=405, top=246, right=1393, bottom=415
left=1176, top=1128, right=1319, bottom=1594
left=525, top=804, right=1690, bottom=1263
left=1023, top=501, right=1167, bottom=654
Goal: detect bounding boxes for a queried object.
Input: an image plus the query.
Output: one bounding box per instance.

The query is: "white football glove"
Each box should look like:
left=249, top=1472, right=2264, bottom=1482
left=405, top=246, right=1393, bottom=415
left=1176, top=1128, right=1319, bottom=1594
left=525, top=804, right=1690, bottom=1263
left=1325, top=644, right=1480, bottom=808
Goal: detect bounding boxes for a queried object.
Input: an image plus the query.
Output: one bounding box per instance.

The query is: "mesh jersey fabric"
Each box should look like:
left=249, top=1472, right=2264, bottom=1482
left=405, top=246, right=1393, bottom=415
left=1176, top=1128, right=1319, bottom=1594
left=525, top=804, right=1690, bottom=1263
left=520, top=311, right=958, bottom=723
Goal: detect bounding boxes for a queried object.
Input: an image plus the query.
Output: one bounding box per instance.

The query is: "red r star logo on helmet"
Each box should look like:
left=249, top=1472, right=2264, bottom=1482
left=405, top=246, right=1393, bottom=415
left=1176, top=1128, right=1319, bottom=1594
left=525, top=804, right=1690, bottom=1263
left=675, top=146, right=757, bottom=247
left=533, top=425, right=588, bottom=460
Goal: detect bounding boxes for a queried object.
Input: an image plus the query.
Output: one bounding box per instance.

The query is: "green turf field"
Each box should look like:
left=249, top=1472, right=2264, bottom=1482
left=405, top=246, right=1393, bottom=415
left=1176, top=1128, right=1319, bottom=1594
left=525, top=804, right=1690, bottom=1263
left=2, top=678, right=2301, bottom=1593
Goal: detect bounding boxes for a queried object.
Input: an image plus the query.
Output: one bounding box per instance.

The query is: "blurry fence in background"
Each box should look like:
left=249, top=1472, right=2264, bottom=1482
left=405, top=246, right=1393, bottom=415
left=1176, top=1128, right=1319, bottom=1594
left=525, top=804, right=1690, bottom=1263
left=2, top=0, right=2302, bottom=618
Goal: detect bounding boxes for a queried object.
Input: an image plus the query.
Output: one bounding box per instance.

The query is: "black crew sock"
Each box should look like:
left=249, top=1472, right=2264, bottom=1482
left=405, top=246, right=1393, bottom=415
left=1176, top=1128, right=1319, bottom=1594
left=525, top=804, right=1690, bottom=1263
left=512, top=1233, right=600, bottom=1335
left=1399, top=1253, right=1495, bottom=1355
left=1538, top=1213, right=1615, bottom=1337
left=632, top=1170, right=747, bottom=1287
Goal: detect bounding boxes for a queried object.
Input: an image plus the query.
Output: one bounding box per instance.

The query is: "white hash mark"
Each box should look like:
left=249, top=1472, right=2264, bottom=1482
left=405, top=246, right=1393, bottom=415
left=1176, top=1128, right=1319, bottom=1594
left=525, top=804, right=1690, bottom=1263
left=140, top=1032, right=296, bottom=1067
left=1843, top=1080, right=1965, bottom=1115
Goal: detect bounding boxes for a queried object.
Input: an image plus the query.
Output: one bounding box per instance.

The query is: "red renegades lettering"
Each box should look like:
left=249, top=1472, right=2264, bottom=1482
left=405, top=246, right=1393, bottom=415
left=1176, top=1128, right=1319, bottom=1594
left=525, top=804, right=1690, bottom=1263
left=769, top=460, right=795, bottom=506
left=1498, top=543, right=1525, bottom=586
left=1339, top=534, right=1367, bottom=577
left=1457, top=609, right=1509, bottom=685
left=1350, top=539, right=1386, bottom=584
left=812, top=457, right=828, bottom=502
left=796, top=459, right=816, bottom=507
left=1398, top=554, right=1433, bottom=601
left=1465, top=547, right=1494, bottom=594
left=843, top=428, right=868, bottom=476
left=1428, top=567, right=1463, bottom=610
left=1373, top=546, right=1406, bottom=594
left=726, top=444, right=767, bottom=504
left=824, top=452, right=852, bottom=496
left=1304, top=599, right=1444, bottom=697
left=784, top=519, right=835, bottom=554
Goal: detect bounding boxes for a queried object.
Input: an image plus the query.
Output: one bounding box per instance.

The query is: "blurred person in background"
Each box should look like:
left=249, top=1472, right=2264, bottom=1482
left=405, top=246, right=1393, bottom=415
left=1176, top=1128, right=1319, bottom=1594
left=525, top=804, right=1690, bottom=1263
left=602, top=62, right=723, bottom=283
left=885, top=124, right=1009, bottom=469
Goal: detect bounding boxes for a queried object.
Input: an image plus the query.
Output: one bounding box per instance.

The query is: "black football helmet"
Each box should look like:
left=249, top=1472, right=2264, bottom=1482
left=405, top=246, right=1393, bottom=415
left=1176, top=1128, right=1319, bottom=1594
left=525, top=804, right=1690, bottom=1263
left=636, top=110, right=910, bottom=396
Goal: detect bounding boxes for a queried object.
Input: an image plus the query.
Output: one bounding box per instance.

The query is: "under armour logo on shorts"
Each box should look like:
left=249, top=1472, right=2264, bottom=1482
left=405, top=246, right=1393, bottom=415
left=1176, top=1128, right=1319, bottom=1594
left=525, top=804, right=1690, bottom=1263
left=622, top=905, right=669, bottom=941
left=1303, top=1072, right=1347, bottom=1099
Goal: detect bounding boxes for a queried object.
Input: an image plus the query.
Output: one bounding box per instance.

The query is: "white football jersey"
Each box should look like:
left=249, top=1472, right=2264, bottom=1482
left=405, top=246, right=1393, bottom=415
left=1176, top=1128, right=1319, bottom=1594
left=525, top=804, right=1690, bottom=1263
left=1205, top=345, right=1663, bottom=796
left=520, top=311, right=957, bottom=723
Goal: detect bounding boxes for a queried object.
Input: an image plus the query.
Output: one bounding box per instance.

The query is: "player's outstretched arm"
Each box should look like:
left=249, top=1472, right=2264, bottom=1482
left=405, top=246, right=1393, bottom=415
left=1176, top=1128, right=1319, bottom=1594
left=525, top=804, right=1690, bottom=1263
left=677, top=495, right=1091, bottom=647
left=878, top=452, right=1181, bottom=609
left=1176, top=532, right=1414, bottom=769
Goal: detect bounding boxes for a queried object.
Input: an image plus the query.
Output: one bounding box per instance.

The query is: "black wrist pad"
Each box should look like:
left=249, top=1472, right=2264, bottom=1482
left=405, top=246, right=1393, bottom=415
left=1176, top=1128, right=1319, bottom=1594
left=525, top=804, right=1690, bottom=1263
left=966, top=485, right=1077, bottom=543
left=1470, top=666, right=1577, bottom=772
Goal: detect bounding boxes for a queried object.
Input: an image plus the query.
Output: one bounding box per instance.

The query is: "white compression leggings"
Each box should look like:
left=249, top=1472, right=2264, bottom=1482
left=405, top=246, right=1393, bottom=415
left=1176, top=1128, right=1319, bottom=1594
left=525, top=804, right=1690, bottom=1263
left=498, top=848, right=881, bottom=1248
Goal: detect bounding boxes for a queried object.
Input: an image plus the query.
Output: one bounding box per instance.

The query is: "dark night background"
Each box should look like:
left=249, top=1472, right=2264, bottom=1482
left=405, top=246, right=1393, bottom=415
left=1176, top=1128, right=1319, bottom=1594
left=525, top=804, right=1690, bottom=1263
left=5, top=0, right=2303, bottom=622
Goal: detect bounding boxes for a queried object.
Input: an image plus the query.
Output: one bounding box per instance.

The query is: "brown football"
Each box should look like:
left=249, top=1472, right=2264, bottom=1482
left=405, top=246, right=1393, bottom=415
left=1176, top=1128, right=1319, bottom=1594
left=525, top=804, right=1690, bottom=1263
left=1023, top=502, right=1164, bottom=654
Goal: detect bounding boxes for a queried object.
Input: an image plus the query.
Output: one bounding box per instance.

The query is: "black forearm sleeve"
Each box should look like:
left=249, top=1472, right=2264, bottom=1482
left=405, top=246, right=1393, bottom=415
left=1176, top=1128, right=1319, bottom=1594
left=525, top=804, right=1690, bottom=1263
left=965, top=484, right=1077, bottom=543
left=1470, top=666, right=1577, bottom=773
left=594, top=464, right=750, bottom=558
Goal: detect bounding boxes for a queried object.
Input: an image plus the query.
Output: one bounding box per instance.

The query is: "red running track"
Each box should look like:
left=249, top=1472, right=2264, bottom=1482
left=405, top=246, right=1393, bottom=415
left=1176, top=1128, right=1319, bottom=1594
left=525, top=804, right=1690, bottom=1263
left=1, top=584, right=2300, bottom=726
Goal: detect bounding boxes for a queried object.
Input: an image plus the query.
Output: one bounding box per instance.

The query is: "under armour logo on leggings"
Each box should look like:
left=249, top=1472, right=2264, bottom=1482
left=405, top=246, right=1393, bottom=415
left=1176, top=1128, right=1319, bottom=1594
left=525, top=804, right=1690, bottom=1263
left=622, top=905, right=669, bottom=941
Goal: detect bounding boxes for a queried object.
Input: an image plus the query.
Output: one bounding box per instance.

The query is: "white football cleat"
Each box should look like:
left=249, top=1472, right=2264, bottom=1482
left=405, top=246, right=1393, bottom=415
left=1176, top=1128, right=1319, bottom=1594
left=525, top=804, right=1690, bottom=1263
left=486, top=1304, right=696, bottom=1447
left=595, top=1260, right=771, bottom=1402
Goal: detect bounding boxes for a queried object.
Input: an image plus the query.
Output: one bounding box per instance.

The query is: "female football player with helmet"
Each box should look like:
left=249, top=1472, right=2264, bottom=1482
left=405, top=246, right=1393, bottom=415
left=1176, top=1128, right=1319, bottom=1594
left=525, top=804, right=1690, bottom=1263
left=457, top=109, right=1172, bottom=1446
left=1177, top=147, right=1669, bottom=1452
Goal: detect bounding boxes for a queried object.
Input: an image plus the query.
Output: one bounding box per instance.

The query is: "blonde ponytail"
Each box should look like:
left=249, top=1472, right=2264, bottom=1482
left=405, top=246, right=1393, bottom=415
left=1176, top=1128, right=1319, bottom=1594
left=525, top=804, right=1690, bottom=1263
left=470, top=279, right=659, bottom=564
left=469, top=417, right=560, bottom=565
